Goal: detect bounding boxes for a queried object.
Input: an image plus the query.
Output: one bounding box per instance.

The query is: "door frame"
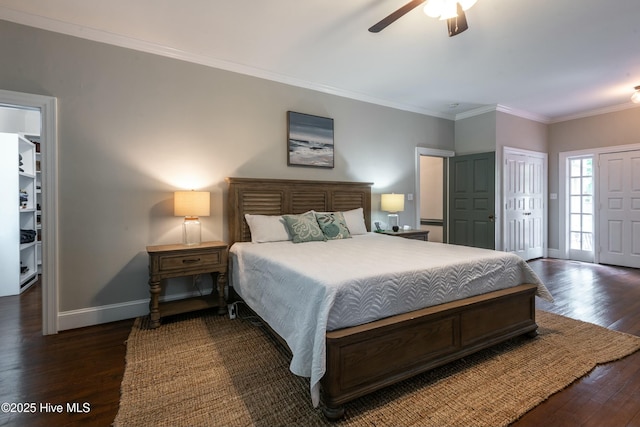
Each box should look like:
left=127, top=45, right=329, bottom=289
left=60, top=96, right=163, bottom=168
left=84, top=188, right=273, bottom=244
left=415, top=147, right=455, bottom=240
left=0, top=89, right=58, bottom=335
left=502, top=146, right=548, bottom=259
left=558, top=142, right=640, bottom=262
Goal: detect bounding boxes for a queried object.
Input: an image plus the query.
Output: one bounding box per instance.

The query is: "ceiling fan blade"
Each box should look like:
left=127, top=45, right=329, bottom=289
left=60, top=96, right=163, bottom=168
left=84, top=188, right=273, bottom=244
left=446, top=2, right=469, bottom=37
left=368, top=0, right=426, bottom=33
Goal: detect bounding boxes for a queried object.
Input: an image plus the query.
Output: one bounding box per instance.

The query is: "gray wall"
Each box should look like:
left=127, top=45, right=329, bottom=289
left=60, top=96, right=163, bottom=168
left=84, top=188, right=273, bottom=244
left=454, top=111, right=496, bottom=155
left=0, top=20, right=454, bottom=315
left=496, top=112, right=548, bottom=154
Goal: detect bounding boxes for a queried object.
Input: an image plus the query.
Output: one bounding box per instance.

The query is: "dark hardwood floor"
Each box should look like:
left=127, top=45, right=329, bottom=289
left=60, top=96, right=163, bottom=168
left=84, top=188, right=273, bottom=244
left=0, top=280, right=133, bottom=427
left=0, top=258, right=639, bottom=427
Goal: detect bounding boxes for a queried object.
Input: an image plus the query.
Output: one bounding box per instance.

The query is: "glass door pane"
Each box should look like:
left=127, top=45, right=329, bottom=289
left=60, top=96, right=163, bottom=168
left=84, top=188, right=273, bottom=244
left=567, top=157, right=594, bottom=260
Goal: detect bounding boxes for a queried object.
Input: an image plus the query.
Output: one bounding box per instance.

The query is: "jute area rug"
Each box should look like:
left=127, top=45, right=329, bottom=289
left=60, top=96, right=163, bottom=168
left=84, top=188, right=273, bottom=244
left=114, top=310, right=640, bottom=427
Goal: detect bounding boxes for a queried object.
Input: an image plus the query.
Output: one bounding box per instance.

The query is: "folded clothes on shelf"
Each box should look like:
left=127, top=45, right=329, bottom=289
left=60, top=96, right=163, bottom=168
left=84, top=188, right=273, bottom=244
left=20, top=229, right=37, bottom=244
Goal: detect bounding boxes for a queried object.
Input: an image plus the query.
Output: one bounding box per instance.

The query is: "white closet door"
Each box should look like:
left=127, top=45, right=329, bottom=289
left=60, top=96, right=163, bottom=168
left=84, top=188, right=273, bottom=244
left=598, top=150, right=640, bottom=268
left=504, top=150, right=545, bottom=260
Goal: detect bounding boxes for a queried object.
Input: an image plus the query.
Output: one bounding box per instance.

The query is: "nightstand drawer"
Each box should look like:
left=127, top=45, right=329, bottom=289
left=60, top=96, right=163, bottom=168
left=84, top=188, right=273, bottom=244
left=159, top=251, right=222, bottom=271
left=404, top=234, right=428, bottom=241
left=376, top=230, right=429, bottom=241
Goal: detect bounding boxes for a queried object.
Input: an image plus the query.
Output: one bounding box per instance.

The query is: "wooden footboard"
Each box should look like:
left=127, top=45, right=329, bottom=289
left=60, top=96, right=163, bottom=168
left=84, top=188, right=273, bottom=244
left=321, top=283, right=538, bottom=419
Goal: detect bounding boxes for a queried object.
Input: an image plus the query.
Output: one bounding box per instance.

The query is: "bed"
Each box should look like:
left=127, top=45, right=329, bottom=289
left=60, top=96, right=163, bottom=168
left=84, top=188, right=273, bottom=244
left=226, top=177, right=552, bottom=420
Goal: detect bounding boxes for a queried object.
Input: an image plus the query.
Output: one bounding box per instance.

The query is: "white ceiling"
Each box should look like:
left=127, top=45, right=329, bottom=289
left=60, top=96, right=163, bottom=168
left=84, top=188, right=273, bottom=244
left=1, top=0, right=640, bottom=122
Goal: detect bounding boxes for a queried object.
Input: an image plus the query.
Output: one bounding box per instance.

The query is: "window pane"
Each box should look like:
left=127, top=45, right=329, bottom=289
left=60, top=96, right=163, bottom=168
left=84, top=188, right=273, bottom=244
left=570, top=196, right=581, bottom=213
left=582, top=177, right=593, bottom=195
left=570, top=159, right=581, bottom=177
left=570, top=178, right=581, bottom=195
left=567, top=155, right=594, bottom=256
left=583, top=159, right=593, bottom=176
left=571, top=214, right=581, bottom=231
left=570, top=232, right=582, bottom=249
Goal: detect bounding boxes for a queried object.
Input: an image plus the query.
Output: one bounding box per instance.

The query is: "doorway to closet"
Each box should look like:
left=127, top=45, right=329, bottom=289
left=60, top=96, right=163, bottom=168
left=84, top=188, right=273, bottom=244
left=0, top=106, right=41, bottom=296
left=0, top=89, right=58, bottom=335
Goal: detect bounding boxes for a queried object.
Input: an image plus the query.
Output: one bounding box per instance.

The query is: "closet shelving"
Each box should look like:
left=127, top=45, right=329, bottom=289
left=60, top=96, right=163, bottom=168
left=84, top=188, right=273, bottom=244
left=19, top=135, right=38, bottom=291
left=27, top=135, right=43, bottom=275
left=1, top=132, right=38, bottom=296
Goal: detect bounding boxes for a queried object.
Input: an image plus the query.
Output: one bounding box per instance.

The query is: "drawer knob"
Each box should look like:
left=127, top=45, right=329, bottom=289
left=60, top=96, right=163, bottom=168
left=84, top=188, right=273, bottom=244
left=182, top=258, right=201, bottom=264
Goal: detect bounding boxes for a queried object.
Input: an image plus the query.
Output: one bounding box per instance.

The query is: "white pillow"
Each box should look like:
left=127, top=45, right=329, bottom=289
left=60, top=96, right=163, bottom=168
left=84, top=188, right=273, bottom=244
left=342, top=207, right=368, bottom=235
left=244, top=214, right=291, bottom=243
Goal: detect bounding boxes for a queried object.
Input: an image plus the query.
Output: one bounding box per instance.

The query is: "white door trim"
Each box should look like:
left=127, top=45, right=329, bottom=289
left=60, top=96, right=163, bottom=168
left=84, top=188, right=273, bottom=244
left=502, top=147, right=548, bottom=259
left=0, top=89, right=58, bottom=335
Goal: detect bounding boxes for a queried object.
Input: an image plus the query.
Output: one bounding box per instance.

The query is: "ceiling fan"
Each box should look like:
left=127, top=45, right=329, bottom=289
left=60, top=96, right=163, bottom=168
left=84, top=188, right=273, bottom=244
left=369, top=0, right=477, bottom=37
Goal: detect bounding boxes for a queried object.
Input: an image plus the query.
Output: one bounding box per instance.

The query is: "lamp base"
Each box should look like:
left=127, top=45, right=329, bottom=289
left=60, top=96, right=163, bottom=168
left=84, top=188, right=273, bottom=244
left=183, top=216, right=201, bottom=246
left=387, top=213, right=399, bottom=231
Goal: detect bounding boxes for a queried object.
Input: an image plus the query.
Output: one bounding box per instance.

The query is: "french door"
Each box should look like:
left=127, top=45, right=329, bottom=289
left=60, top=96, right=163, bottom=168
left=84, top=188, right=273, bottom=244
left=598, top=150, right=640, bottom=268
left=568, top=156, right=594, bottom=262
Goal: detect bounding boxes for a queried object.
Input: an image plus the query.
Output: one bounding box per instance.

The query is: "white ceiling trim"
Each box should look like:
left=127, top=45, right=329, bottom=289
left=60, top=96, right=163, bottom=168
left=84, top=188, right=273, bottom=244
left=495, top=105, right=551, bottom=124
left=549, top=101, right=640, bottom=124
left=445, top=100, right=640, bottom=125
left=453, top=104, right=550, bottom=124
left=454, top=105, right=498, bottom=121
left=0, top=6, right=455, bottom=121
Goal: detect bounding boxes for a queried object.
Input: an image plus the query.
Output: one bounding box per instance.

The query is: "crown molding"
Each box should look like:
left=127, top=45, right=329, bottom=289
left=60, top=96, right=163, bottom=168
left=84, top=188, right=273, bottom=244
left=455, top=104, right=551, bottom=123
left=455, top=101, right=640, bottom=125
left=495, top=105, right=551, bottom=123
left=549, top=101, right=640, bottom=123
left=454, top=105, right=498, bottom=121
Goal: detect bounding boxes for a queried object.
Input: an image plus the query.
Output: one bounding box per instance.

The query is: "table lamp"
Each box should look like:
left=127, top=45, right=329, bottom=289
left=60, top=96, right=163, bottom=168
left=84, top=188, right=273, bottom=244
left=381, top=193, right=404, bottom=232
left=174, top=190, right=210, bottom=245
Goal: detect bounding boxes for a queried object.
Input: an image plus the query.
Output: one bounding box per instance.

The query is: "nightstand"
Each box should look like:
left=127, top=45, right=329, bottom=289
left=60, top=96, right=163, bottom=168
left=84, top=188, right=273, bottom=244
left=146, top=241, right=228, bottom=329
left=376, top=229, right=430, bottom=241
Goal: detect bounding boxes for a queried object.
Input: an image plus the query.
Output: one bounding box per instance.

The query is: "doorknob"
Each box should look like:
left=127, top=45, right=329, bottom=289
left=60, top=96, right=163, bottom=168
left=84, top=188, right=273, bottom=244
left=488, top=215, right=495, bottom=222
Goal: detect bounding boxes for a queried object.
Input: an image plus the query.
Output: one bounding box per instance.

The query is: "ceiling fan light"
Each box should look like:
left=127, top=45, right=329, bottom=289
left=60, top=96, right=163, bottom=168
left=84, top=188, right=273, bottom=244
left=438, top=1, right=459, bottom=20
left=424, top=0, right=445, bottom=18
left=458, top=0, right=478, bottom=11
left=632, top=86, right=640, bottom=104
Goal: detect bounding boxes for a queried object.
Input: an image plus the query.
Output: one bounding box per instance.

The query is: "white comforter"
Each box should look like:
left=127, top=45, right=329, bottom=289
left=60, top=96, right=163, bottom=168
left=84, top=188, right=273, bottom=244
left=229, top=233, right=552, bottom=407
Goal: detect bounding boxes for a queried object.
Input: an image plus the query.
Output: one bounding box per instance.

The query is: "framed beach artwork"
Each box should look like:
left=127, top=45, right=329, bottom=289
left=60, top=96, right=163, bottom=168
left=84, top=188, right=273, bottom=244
left=287, top=111, right=334, bottom=168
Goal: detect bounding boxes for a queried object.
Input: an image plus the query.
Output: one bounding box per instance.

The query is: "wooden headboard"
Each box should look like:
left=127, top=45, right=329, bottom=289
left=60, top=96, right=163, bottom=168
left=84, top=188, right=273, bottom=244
left=226, top=177, right=373, bottom=246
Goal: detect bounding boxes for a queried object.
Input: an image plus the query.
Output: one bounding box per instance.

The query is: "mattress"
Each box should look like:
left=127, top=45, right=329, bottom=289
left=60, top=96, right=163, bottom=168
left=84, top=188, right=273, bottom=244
left=229, top=232, right=552, bottom=406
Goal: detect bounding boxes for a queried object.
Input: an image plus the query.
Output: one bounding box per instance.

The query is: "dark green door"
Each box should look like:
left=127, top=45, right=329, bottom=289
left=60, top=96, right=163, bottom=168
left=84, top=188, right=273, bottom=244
left=448, top=152, right=496, bottom=249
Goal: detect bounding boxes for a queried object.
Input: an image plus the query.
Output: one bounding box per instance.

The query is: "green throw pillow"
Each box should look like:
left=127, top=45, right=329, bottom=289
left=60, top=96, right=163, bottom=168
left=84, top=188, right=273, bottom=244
left=316, top=212, right=351, bottom=240
left=282, top=211, right=327, bottom=243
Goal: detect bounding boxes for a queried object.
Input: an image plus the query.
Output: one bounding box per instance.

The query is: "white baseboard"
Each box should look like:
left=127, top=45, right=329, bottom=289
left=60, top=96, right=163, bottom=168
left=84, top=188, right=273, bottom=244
left=57, top=287, right=214, bottom=331
left=547, top=248, right=562, bottom=259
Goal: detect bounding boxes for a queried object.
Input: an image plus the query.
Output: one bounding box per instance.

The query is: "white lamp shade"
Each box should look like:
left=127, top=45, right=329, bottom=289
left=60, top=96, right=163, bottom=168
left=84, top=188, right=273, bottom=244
left=381, top=193, right=405, bottom=213
left=174, top=191, right=210, bottom=217
left=632, top=87, right=640, bottom=104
